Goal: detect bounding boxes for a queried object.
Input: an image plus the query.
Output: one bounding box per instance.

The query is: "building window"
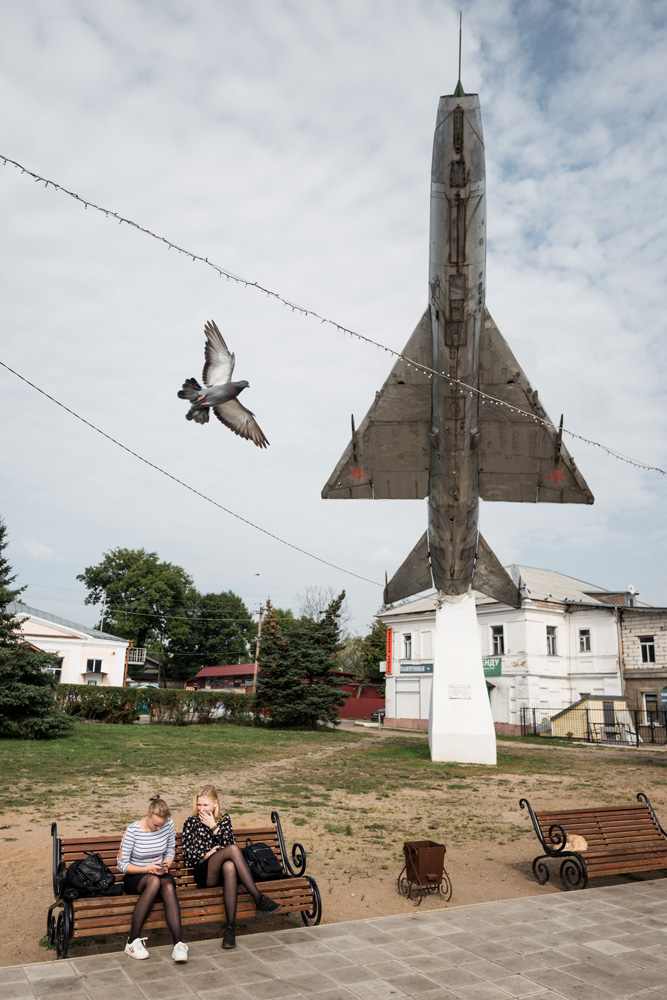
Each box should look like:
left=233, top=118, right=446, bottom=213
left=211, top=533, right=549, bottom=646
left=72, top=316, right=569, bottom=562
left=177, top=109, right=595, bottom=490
left=43, top=658, right=63, bottom=683
left=640, top=636, right=656, bottom=664
left=420, top=631, right=433, bottom=658
left=86, top=659, right=102, bottom=673
left=491, top=625, right=504, bottom=655
left=403, top=634, right=412, bottom=658
left=644, top=692, right=659, bottom=725
left=578, top=629, right=591, bottom=653
left=546, top=626, right=558, bottom=656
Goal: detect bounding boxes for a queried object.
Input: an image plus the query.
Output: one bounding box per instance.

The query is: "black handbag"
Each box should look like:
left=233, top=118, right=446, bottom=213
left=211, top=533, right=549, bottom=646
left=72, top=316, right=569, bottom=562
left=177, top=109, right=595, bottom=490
left=63, top=851, right=122, bottom=899
left=242, top=839, right=283, bottom=881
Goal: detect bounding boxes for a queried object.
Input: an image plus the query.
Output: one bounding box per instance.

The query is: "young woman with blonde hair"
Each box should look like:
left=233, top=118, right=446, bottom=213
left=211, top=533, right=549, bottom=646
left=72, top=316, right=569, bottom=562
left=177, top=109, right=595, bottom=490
left=182, top=783, right=280, bottom=950
left=117, top=794, right=188, bottom=962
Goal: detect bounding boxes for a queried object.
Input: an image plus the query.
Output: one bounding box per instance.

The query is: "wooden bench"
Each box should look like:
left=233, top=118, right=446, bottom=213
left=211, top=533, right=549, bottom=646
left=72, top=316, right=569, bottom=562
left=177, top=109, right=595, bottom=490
left=47, top=811, right=322, bottom=958
left=520, top=792, right=667, bottom=890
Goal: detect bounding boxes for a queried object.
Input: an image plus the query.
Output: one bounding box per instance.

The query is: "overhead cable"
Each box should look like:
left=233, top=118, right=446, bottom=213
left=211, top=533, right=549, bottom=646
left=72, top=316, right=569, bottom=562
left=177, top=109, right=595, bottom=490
left=1, top=153, right=664, bottom=476
left=0, top=359, right=381, bottom=588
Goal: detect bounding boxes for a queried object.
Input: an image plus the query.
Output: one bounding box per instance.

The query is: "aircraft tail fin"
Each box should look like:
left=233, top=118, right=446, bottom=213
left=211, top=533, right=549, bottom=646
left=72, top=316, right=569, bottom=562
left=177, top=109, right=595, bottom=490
left=474, top=534, right=521, bottom=607
left=384, top=531, right=432, bottom=604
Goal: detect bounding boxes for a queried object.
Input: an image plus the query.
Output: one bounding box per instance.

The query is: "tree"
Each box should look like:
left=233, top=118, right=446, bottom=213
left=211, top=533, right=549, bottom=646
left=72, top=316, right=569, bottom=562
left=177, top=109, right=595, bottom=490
left=253, top=600, right=294, bottom=723
left=77, top=547, right=196, bottom=677
left=336, top=634, right=365, bottom=677
left=360, top=616, right=389, bottom=682
left=171, top=591, right=255, bottom=682
left=255, top=592, right=347, bottom=729
left=0, top=519, right=72, bottom=739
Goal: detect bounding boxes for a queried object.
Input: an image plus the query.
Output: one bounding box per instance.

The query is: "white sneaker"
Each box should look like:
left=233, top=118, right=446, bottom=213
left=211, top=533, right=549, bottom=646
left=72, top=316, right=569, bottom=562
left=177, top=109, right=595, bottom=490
left=124, top=937, right=149, bottom=960
left=172, top=941, right=189, bottom=963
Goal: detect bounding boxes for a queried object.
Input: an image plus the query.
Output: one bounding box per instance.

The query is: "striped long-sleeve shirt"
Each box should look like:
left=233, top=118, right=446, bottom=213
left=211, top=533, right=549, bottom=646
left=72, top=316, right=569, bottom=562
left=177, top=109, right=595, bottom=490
left=117, top=818, right=176, bottom=873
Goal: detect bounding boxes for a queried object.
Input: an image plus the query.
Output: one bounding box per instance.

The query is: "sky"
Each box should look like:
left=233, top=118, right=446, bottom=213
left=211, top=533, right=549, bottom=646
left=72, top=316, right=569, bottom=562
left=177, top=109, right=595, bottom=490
left=1, top=0, right=666, bottom=638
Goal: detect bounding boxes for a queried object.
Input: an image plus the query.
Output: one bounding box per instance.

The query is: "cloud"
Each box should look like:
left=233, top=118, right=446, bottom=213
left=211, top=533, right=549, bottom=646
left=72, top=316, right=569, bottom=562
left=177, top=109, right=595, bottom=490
left=0, top=0, right=665, bottom=633
left=22, top=537, right=54, bottom=560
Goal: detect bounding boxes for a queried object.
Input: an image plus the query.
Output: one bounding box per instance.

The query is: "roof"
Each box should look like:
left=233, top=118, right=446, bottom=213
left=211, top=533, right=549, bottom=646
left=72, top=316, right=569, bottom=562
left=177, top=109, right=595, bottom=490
left=550, top=694, right=628, bottom=720
left=195, top=664, right=255, bottom=679
left=8, top=601, right=128, bottom=642
left=378, top=565, right=652, bottom=619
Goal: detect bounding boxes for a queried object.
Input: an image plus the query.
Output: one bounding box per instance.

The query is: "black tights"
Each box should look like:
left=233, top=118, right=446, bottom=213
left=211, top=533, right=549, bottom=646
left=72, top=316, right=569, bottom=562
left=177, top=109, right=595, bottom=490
left=205, top=844, right=261, bottom=927
left=129, top=874, right=183, bottom=944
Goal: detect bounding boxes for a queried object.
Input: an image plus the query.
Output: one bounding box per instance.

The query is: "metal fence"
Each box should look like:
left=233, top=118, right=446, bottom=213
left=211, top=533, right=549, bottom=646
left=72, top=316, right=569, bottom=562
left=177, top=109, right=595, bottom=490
left=519, top=704, right=667, bottom=746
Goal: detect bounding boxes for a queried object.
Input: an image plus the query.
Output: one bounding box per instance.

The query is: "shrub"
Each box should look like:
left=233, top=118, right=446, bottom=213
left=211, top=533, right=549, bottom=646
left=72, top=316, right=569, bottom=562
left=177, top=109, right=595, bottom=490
left=56, top=685, right=254, bottom=726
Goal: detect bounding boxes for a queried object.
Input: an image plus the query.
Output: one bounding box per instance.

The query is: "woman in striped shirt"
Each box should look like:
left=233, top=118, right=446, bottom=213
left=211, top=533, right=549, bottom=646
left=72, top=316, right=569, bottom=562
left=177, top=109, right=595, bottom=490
left=117, top=794, right=188, bottom=963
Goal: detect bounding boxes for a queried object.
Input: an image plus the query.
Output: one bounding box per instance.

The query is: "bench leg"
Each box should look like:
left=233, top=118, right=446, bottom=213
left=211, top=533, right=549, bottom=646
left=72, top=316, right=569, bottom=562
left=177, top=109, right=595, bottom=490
left=55, top=902, right=72, bottom=960
left=559, top=853, right=588, bottom=891
left=531, top=855, right=552, bottom=885
left=300, top=877, right=322, bottom=926
left=46, top=902, right=58, bottom=947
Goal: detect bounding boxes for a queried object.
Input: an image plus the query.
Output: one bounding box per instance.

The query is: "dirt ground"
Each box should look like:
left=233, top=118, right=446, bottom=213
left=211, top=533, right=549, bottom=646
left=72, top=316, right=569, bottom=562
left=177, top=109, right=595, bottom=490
left=3, top=728, right=667, bottom=968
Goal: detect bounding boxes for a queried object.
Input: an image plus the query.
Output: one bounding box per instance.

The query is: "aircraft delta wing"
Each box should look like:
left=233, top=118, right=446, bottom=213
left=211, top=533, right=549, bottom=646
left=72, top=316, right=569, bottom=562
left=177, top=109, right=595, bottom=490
left=478, top=309, right=593, bottom=504
left=321, top=309, right=431, bottom=501
left=322, top=310, right=592, bottom=507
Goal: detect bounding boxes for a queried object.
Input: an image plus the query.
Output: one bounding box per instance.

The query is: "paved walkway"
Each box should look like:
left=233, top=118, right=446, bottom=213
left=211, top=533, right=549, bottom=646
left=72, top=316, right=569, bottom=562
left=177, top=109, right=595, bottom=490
left=3, top=881, right=667, bottom=1000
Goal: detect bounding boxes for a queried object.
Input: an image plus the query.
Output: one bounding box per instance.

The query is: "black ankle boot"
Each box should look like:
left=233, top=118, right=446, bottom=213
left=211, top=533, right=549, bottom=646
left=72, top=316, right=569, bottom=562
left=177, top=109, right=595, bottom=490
left=256, top=893, right=282, bottom=913
left=221, top=925, right=236, bottom=949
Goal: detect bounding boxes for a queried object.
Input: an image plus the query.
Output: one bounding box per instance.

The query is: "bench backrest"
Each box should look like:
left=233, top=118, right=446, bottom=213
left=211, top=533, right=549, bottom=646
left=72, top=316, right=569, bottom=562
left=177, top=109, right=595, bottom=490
left=534, top=804, right=664, bottom=850
left=57, top=824, right=283, bottom=888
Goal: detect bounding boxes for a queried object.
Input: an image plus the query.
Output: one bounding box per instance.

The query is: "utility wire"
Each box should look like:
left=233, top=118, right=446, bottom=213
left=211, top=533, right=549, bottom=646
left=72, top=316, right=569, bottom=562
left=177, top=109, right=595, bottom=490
left=1, top=153, right=664, bottom=476
left=0, top=359, right=382, bottom=588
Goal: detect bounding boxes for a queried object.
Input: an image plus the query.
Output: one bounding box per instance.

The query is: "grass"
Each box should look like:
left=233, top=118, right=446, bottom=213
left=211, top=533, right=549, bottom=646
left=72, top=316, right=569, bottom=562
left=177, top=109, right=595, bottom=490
left=4, top=722, right=667, bottom=850
left=0, top=721, right=363, bottom=813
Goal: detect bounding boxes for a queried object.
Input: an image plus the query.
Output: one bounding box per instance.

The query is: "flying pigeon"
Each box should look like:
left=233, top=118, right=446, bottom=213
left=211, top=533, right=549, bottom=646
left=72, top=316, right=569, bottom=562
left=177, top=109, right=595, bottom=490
left=177, top=320, right=269, bottom=448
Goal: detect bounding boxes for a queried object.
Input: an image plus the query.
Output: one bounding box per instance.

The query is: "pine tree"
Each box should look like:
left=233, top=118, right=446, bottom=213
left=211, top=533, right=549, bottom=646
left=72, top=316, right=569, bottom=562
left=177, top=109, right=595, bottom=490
left=255, top=593, right=347, bottom=729
left=0, top=519, right=73, bottom=739
left=254, top=601, right=296, bottom=725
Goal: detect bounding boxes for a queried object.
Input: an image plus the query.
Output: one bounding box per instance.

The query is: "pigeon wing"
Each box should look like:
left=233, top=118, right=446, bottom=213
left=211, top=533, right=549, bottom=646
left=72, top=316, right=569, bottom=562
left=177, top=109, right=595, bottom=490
left=212, top=398, right=269, bottom=449
left=202, top=320, right=235, bottom=387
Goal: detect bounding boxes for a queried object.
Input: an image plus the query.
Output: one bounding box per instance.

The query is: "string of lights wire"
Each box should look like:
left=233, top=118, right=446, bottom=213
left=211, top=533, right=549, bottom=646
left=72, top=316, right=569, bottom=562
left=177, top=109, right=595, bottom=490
left=1, top=153, right=665, bottom=477
left=0, top=359, right=381, bottom=588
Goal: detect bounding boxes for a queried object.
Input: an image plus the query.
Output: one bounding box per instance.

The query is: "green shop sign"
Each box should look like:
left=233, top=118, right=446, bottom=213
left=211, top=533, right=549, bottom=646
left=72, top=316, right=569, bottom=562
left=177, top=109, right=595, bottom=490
left=482, top=657, right=502, bottom=676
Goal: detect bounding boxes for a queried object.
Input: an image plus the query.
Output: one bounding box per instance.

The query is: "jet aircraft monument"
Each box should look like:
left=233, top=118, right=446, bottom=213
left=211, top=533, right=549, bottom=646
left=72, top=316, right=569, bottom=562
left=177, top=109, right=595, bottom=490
left=322, top=78, right=593, bottom=764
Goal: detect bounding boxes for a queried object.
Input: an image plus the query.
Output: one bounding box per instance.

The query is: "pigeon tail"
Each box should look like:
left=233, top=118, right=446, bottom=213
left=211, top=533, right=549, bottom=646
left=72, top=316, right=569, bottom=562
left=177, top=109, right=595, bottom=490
left=177, top=377, right=202, bottom=401
left=186, top=406, right=210, bottom=424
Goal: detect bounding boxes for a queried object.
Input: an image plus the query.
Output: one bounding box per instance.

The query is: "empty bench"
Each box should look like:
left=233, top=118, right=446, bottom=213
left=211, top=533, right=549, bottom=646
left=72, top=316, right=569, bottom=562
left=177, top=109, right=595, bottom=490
left=520, top=792, right=667, bottom=890
left=47, top=811, right=321, bottom=958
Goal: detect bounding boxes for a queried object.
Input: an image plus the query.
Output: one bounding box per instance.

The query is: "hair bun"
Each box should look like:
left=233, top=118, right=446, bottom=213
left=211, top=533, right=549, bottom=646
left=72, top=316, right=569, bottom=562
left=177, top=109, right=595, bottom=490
left=149, top=794, right=161, bottom=802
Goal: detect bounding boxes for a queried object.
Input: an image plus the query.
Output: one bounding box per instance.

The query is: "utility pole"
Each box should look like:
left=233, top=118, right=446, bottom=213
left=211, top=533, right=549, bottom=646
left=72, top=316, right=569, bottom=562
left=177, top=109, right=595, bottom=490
left=253, top=606, right=264, bottom=694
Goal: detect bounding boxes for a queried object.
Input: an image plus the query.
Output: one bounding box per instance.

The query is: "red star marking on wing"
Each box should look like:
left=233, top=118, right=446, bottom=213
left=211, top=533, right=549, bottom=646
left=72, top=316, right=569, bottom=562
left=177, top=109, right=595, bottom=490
left=546, top=467, right=567, bottom=486
left=348, top=465, right=368, bottom=483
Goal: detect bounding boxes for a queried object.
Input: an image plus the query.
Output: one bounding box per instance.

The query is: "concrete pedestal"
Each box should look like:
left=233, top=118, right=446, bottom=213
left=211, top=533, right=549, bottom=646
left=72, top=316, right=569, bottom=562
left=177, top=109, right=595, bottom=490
left=429, top=590, right=496, bottom=765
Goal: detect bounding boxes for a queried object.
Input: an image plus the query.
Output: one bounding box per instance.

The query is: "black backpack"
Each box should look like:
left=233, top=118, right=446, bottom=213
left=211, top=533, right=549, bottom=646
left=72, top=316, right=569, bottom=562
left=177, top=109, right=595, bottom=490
left=63, top=851, right=121, bottom=899
left=241, top=839, right=283, bottom=881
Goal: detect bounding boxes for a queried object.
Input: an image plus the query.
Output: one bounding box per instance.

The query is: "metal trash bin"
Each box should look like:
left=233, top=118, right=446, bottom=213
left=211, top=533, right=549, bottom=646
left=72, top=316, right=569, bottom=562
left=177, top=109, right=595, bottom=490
left=397, top=839, right=452, bottom=903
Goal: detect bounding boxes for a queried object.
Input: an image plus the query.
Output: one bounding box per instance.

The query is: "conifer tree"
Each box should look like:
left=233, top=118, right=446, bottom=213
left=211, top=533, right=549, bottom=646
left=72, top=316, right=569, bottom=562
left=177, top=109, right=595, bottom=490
left=0, top=519, right=72, bottom=739
left=254, top=601, right=294, bottom=725
left=255, top=593, right=347, bottom=729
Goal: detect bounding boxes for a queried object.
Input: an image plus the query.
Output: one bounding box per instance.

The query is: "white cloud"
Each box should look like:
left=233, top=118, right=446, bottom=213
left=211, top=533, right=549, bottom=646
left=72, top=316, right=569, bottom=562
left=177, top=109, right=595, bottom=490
left=22, top=538, right=54, bottom=560
left=0, top=0, right=666, bottom=633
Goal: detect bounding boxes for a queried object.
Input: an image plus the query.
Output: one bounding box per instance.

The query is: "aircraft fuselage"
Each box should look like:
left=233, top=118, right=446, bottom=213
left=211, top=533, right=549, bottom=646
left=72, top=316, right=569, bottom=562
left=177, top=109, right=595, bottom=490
left=428, top=94, right=485, bottom=595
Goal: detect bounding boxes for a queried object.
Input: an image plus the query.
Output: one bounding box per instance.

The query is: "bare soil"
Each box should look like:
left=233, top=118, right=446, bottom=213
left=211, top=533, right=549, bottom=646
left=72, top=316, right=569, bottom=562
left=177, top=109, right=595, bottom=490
left=3, top=728, right=667, bottom=968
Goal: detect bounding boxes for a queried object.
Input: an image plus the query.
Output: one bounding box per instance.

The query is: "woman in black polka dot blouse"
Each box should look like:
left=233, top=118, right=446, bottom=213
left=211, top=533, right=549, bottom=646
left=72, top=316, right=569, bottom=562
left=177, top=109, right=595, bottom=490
left=182, top=783, right=281, bottom=950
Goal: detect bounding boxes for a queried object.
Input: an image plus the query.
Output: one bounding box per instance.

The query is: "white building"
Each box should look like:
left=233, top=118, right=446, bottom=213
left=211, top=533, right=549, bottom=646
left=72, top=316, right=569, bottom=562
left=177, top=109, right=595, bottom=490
left=10, top=602, right=129, bottom=687
left=379, top=567, right=630, bottom=733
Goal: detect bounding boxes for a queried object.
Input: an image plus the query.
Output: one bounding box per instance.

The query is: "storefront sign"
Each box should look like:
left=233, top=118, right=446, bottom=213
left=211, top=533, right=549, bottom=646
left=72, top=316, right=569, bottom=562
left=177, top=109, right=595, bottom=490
left=482, top=656, right=502, bottom=676
left=386, top=628, right=393, bottom=676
